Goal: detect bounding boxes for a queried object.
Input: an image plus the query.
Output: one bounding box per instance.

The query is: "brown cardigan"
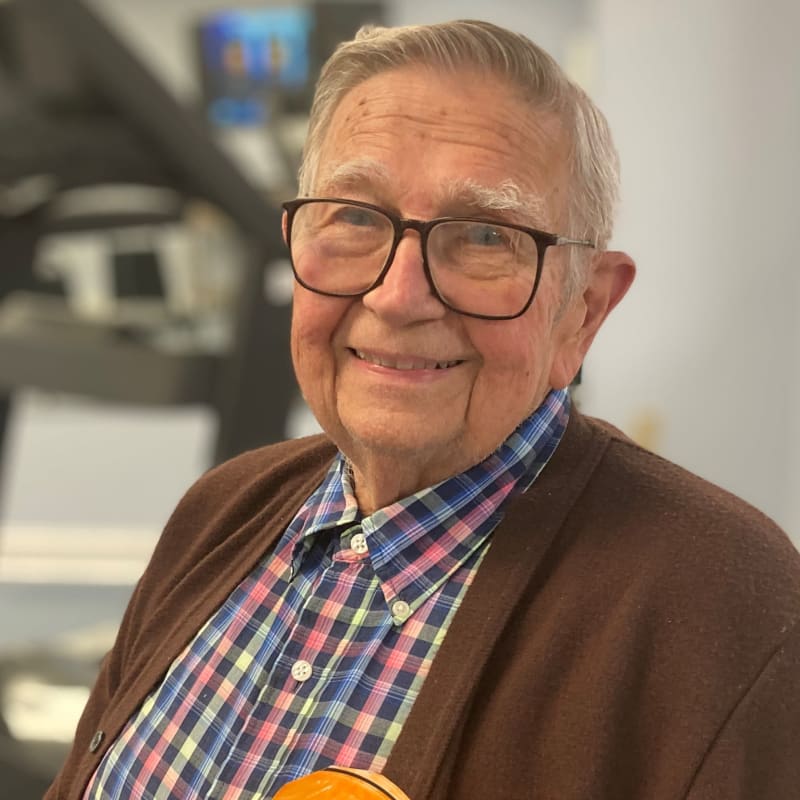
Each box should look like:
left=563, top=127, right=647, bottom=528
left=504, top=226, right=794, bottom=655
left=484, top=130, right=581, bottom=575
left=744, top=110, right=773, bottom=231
left=46, top=412, right=800, bottom=799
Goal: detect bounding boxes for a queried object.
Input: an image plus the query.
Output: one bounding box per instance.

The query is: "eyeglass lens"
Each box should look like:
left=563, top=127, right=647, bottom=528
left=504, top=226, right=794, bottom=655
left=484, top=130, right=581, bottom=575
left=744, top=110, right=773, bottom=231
left=289, top=201, right=540, bottom=318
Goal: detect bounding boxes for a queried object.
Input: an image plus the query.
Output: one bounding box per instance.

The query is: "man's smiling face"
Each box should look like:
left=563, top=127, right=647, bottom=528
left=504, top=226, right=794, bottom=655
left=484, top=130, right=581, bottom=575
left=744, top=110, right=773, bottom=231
left=289, top=65, right=593, bottom=511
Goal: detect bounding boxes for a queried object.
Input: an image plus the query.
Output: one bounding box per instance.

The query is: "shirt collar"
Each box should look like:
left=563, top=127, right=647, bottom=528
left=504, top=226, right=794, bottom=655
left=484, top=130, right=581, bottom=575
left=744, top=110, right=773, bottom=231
left=291, top=388, right=570, bottom=620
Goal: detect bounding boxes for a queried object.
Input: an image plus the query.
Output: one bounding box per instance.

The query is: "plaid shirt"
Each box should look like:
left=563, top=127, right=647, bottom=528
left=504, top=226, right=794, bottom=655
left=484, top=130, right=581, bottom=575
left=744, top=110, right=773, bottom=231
left=85, top=390, right=569, bottom=799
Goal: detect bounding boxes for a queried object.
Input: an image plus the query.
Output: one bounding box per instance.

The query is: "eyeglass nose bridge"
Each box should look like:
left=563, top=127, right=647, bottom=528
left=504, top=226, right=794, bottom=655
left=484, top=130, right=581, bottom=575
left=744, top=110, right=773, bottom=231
left=368, top=216, right=439, bottom=295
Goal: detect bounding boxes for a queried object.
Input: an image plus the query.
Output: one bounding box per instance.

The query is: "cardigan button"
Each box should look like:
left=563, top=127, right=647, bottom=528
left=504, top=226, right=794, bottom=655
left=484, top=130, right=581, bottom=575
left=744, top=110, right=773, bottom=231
left=89, top=730, right=105, bottom=753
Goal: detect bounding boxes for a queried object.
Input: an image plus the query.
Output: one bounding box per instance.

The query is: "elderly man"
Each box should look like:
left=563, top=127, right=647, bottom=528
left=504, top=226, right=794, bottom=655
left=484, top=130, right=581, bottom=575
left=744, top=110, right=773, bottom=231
left=48, top=19, right=799, bottom=800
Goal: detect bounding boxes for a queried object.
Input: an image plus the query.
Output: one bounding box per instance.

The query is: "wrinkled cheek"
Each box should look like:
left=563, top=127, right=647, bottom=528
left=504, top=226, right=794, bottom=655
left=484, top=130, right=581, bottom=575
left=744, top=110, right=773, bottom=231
left=291, top=295, right=327, bottom=363
left=291, top=329, right=337, bottom=415
left=290, top=315, right=319, bottom=389
left=289, top=320, right=306, bottom=380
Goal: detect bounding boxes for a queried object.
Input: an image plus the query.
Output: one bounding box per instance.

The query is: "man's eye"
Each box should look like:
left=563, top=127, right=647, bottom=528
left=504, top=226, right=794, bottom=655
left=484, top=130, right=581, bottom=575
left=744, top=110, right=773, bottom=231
left=332, top=207, right=380, bottom=227
left=465, top=224, right=508, bottom=247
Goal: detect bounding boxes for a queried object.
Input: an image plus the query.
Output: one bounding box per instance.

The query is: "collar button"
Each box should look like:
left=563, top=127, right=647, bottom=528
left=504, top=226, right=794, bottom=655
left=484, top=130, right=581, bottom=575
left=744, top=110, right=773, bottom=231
left=350, top=532, right=368, bottom=554
left=391, top=600, right=411, bottom=623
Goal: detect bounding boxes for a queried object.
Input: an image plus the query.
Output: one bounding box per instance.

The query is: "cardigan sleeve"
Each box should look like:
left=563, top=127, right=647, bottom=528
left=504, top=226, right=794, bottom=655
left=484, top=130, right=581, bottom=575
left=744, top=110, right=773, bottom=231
left=685, top=622, right=800, bottom=799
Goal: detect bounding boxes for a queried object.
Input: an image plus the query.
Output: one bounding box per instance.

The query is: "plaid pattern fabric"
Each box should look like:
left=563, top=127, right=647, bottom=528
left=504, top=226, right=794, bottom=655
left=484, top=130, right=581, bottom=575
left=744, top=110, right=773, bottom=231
left=85, top=390, right=569, bottom=799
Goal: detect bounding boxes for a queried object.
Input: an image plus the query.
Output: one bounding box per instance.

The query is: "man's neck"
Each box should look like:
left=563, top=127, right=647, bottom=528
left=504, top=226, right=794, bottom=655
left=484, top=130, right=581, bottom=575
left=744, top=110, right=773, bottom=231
left=346, top=445, right=478, bottom=515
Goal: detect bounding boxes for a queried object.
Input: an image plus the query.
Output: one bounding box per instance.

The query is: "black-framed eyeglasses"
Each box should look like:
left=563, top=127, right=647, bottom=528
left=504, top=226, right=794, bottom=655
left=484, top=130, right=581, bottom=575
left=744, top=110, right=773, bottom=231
left=282, top=197, right=594, bottom=320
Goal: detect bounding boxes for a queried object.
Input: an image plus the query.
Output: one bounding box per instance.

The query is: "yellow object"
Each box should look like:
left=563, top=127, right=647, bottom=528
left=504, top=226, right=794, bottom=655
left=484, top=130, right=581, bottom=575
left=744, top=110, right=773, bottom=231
left=629, top=408, right=664, bottom=452
left=274, top=767, right=411, bottom=799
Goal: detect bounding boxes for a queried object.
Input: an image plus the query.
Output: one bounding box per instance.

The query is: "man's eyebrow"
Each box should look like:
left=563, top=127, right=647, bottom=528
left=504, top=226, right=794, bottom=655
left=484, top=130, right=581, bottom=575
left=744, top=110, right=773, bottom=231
left=313, top=164, right=549, bottom=226
left=444, top=179, right=549, bottom=226
left=314, top=159, right=391, bottom=195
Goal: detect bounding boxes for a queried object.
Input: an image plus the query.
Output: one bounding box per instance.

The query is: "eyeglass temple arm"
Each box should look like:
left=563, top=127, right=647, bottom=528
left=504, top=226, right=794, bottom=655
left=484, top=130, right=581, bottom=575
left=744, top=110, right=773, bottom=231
left=555, top=236, right=596, bottom=248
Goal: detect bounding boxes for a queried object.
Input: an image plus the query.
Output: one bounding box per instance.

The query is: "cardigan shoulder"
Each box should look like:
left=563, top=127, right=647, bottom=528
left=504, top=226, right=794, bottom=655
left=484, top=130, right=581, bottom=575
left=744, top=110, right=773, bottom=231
left=148, top=434, right=338, bottom=577
left=577, top=413, right=800, bottom=623
left=129, top=432, right=339, bottom=621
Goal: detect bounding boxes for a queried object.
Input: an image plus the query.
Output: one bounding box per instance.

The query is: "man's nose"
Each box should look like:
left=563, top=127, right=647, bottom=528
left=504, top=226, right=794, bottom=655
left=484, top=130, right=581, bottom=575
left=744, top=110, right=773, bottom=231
left=361, top=231, right=446, bottom=322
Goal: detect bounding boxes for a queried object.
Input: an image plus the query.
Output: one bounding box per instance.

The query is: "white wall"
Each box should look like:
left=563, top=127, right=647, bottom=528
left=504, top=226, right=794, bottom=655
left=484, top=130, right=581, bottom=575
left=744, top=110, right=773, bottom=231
left=4, top=0, right=798, bottom=541
left=588, top=0, right=800, bottom=535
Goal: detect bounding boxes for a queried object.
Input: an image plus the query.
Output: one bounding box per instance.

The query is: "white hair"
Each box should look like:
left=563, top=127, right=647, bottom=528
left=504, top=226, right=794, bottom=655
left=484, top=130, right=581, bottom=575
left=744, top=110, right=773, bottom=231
left=298, top=19, right=621, bottom=298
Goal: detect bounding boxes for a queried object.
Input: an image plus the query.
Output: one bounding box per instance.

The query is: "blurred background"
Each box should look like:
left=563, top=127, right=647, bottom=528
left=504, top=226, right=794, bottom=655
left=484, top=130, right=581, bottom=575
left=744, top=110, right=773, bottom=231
left=0, top=0, right=797, bottom=794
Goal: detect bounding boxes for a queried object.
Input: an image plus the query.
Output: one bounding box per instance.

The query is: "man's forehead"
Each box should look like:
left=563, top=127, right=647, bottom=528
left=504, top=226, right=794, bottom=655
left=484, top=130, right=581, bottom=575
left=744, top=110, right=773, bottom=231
left=316, top=157, right=550, bottom=224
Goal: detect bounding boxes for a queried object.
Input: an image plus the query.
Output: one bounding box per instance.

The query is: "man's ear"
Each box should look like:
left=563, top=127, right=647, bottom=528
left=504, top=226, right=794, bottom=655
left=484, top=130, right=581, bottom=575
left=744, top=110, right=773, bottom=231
left=549, top=250, right=635, bottom=389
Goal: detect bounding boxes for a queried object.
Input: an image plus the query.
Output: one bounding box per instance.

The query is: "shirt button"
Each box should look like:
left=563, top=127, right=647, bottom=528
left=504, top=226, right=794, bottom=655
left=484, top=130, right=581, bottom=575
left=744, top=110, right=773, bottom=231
left=291, top=659, right=313, bottom=682
left=391, top=600, right=411, bottom=623
left=350, top=532, right=368, bottom=554
left=89, top=730, right=105, bottom=753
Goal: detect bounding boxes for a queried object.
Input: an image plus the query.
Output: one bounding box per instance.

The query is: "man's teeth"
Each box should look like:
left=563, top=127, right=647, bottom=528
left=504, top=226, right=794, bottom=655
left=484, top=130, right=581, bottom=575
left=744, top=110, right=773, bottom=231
left=353, top=349, right=459, bottom=370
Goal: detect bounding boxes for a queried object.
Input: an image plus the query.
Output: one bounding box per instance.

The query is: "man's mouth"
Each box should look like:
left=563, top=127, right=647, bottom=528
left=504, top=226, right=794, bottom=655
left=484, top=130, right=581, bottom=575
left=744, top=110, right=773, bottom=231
left=351, top=348, right=462, bottom=371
